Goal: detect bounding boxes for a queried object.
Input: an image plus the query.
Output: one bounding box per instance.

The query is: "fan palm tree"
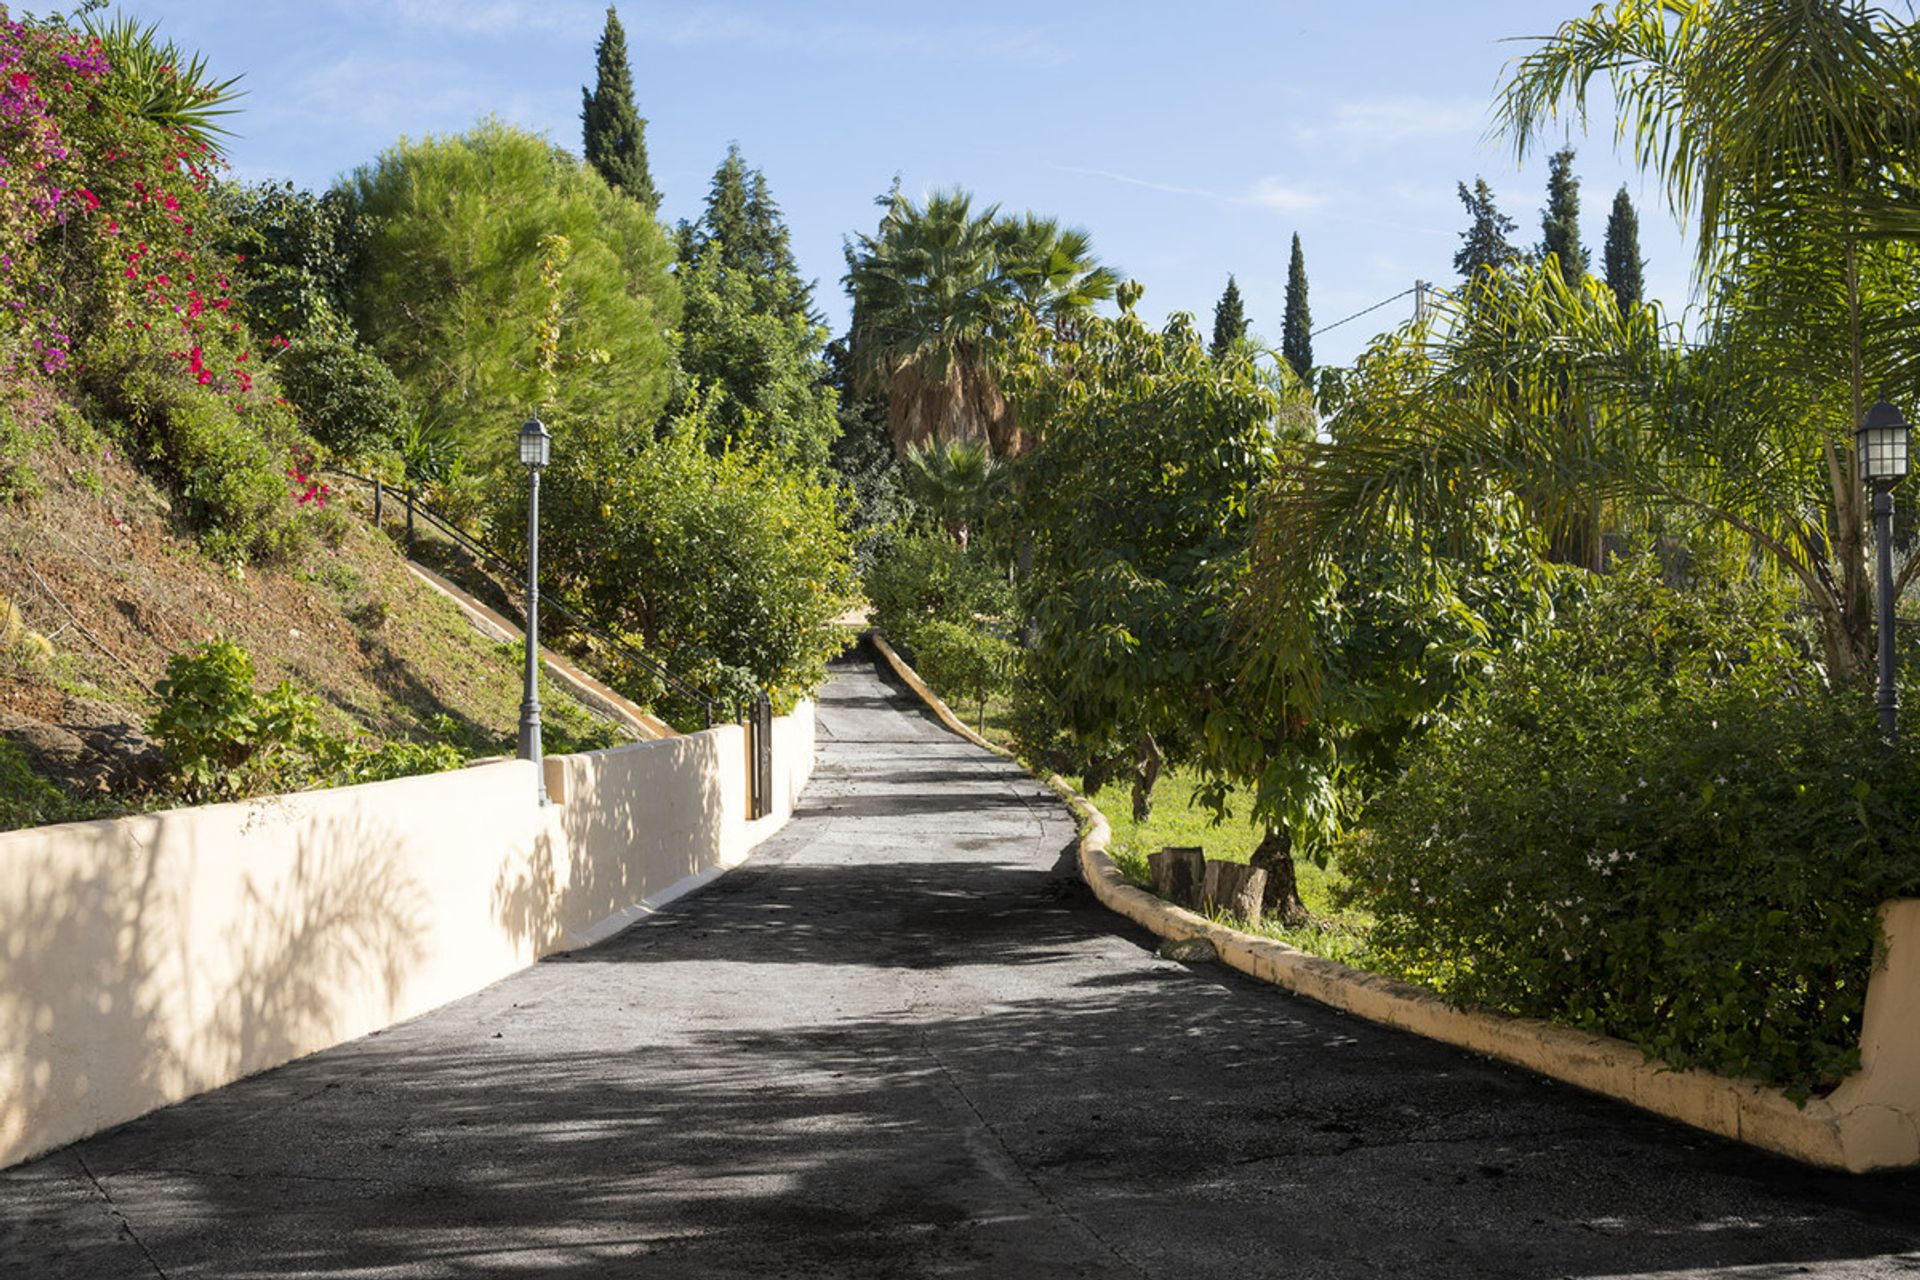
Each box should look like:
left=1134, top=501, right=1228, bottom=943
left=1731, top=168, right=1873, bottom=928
left=902, top=439, right=1004, bottom=550
left=1252, top=0, right=1920, bottom=682
left=995, top=213, right=1120, bottom=340
left=844, top=189, right=1121, bottom=460
left=845, top=188, right=1015, bottom=455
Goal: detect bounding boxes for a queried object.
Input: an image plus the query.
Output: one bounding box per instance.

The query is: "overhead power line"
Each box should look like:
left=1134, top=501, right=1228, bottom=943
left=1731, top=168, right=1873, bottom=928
left=1309, top=286, right=1419, bottom=339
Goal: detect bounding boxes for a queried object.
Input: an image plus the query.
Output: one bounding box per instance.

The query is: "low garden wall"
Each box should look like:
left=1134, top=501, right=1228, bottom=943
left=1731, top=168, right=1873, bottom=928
left=0, top=703, right=815, bottom=1169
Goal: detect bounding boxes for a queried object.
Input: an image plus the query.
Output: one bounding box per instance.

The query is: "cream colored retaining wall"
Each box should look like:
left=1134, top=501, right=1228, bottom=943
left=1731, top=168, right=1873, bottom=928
left=0, top=702, right=815, bottom=1169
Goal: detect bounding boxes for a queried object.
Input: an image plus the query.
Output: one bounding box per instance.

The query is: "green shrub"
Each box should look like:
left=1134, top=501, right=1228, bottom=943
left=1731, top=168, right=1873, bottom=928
left=864, top=531, right=1012, bottom=655
left=0, top=407, right=43, bottom=503
left=151, top=638, right=465, bottom=802
left=1344, top=554, right=1920, bottom=1095
left=151, top=638, right=323, bottom=801
left=535, top=416, right=857, bottom=721
left=0, top=739, right=100, bottom=831
left=910, top=616, right=1017, bottom=715
left=114, top=366, right=305, bottom=562
left=314, top=737, right=465, bottom=786
left=275, top=335, right=411, bottom=460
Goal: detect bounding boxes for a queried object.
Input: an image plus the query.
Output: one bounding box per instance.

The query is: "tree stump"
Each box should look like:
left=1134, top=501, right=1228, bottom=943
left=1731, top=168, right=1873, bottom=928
left=1199, top=860, right=1269, bottom=928
left=1147, top=846, right=1205, bottom=906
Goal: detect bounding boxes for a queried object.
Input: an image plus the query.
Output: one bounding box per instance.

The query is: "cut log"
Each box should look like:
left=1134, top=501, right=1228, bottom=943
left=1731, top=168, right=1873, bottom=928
left=1199, top=860, right=1269, bottom=928
left=1147, top=846, right=1205, bottom=906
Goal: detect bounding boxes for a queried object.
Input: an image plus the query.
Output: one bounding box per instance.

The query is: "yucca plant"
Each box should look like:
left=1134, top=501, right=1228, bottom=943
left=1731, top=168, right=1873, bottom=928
left=85, top=13, right=244, bottom=155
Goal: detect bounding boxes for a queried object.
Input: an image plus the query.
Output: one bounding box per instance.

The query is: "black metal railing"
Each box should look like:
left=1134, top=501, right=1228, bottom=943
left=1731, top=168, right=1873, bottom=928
left=326, top=466, right=723, bottom=730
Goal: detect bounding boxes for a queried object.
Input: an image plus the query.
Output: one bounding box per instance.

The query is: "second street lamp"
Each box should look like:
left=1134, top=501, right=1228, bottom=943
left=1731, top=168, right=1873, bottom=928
left=1859, top=400, right=1910, bottom=739
left=517, top=413, right=552, bottom=802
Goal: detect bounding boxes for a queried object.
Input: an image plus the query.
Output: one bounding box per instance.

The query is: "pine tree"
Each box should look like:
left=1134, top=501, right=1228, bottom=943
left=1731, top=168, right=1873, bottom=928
left=1282, top=233, right=1312, bottom=383
left=1453, top=177, right=1521, bottom=280
left=1538, top=147, right=1588, bottom=277
left=698, top=145, right=752, bottom=262
left=580, top=7, right=659, bottom=212
left=1603, top=185, right=1645, bottom=312
left=1210, top=274, right=1247, bottom=357
left=684, top=145, right=813, bottom=320
left=745, top=168, right=813, bottom=321
left=673, top=146, right=834, bottom=465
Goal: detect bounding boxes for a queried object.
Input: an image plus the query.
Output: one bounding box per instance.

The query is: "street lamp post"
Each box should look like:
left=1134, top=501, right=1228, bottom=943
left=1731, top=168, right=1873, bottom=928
left=517, top=413, right=552, bottom=801
left=1858, top=401, right=1910, bottom=739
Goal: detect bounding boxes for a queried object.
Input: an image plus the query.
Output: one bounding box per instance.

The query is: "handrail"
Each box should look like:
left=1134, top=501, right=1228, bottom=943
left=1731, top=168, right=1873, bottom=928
left=325, top=466, right=721, bottom=728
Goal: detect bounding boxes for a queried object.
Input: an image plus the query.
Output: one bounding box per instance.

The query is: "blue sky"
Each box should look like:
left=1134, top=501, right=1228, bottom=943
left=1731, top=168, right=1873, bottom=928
left=102, top=0, right=1693, bottom=368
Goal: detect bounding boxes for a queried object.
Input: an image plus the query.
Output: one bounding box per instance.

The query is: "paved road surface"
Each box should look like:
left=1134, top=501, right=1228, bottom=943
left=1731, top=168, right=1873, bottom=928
left=5, top=650, right=1920, bottom=1278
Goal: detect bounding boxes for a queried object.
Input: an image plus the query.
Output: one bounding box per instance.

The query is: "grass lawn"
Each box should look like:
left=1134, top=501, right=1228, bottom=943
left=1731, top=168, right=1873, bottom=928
left=937, top=685, right=1376, bottom=968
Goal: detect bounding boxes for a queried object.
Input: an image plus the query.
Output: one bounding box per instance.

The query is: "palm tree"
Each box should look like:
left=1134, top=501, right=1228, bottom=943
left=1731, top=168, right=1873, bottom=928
left=995, top=213, right=1119, bottom=340
left=902, top=439, right=1004, bottom=550
left=1251, top=0, right=1920, bottom=681
left=844, top=189, right=1120, bottom=460
left=845, top=188, right=1015, bottom=455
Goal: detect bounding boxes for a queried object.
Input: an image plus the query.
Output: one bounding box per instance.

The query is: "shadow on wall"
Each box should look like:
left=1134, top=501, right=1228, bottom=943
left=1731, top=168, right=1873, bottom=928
left=491, top=732, right=735, bottom=958
left=0, top=805, right=427, bottom=1166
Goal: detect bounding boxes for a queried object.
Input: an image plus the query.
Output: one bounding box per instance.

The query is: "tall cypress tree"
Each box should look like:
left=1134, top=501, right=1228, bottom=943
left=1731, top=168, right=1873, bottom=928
left=1210, top=274, right=1247, bottom=357
left=1282, top=233, right=1312, bottom=383
left=1454, top=177, right=1521, bottom=279
left=1538, top=147, right=1588, bottom=277
left=1603, top=185, right=1645, bottom=312
left=581, top=7, right=659, bottom=212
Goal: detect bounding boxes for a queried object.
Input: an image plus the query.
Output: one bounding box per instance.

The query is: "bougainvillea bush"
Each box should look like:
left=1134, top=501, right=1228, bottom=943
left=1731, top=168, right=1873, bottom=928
left=1343, top=553, right=1920, bottom=1095
left=0, top=7, right=317, bottom=559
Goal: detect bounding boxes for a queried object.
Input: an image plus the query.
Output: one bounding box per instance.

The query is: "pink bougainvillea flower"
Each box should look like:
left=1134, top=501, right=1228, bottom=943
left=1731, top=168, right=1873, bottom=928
left=76, top=187, right=97, bottom=210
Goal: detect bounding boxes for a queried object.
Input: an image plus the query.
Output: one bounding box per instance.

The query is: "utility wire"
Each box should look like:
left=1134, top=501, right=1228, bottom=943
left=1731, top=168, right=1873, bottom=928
left=1310, top=286, right=1419, bottom=338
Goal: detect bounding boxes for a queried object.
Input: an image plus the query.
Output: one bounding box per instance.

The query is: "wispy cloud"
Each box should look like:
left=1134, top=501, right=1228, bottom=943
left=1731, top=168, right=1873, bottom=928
left=1065, top=167, right=1324, bottom=213
left=332, top=1, right=1069, bottom=68
left=638, top=12, right=1070, bottom=68
left=1244, top=176, right=1319, bottom=212
left=325, top=0, right=599, bottom=36
left=287, top=56, right=550, bottom=134
left=1295, top=95, right=1487, bottom=147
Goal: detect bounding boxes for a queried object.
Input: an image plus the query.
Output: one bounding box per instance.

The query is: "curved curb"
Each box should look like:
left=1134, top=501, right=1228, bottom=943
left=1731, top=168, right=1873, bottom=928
left=870, top=632, right=1004, bottom=755
left=871, top=629, right=1913, bottom=1173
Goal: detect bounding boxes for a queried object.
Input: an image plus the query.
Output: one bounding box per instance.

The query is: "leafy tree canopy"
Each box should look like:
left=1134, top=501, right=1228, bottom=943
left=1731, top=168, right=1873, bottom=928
left=341, top=119, right=679, bottom=474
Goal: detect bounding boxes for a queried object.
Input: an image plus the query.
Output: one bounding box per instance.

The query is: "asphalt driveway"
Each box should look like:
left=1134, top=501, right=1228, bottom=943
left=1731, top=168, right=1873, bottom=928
left=4, top=649, right=1919, bottom=1278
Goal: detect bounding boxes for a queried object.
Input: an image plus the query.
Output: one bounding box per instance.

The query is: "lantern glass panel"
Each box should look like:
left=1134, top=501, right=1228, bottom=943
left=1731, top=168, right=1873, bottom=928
left=1859, top=402, right=1911, bottom=484
left=518, top=418, right=550, bottom=470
